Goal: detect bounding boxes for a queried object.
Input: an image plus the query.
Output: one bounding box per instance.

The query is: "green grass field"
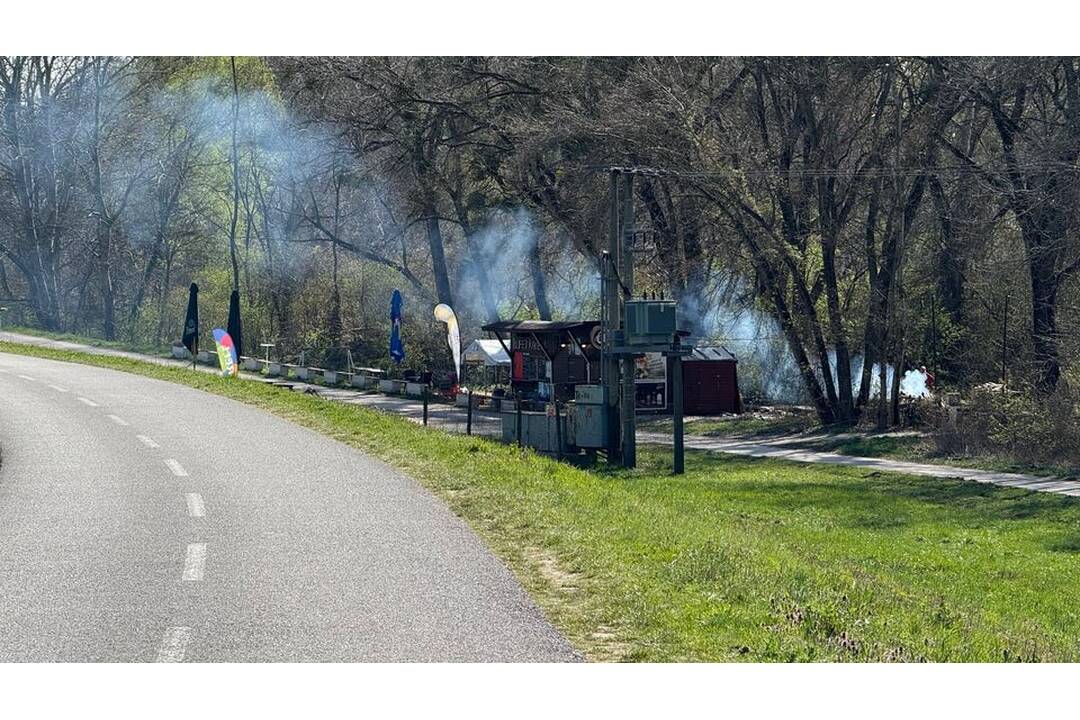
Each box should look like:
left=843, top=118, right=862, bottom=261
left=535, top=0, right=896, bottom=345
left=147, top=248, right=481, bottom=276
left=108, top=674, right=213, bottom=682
left=3, top=339, right=1080, bottom=661
left=639, top=410, right=820, bottom=438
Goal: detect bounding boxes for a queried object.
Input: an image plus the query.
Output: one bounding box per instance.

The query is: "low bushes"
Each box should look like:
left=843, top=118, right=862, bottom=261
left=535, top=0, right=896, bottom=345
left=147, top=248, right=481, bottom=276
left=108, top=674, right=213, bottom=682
left=939, top=382, right=1080, bottom=466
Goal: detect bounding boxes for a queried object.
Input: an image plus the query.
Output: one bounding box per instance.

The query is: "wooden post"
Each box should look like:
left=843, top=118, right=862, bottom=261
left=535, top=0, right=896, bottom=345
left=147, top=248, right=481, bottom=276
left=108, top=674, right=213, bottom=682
left=516, top=390, right=523, bottom=448
left=670, top=351, right=684, bottom=475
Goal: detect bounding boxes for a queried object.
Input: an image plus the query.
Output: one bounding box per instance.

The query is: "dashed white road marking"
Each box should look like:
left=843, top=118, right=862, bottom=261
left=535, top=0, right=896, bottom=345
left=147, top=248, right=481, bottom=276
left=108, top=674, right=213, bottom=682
left=136, top=434, right=160, bottom=449
left=164, top=459, right=188, bottom=477
left=106, top=414, right=129, bottom=426
left=77, top=397, right=99, bottom=407
left=47, top=384, right=68, bottom=393
left=17, top=374, right=35, bottom=381
left=183, top=543, right=206, bottom=581
left=185, top=493, right=205, bottom=518
left=155, top=627, right=192, bottom=662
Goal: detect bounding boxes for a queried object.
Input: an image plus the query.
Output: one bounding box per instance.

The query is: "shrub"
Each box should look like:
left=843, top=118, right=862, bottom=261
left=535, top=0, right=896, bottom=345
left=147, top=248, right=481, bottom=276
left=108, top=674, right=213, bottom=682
left=941, top=382, right=1080, bottom=465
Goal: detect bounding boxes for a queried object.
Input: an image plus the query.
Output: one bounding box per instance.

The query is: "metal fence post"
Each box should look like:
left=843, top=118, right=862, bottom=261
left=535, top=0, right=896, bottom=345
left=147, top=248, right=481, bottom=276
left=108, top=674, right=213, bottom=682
left=422, top=383, right=429, bottom=426
left=554, top=400, right=563, bottom=460
left=466, top=389, right=473, bottom=435
left=516, top=390, right=523, bottom=448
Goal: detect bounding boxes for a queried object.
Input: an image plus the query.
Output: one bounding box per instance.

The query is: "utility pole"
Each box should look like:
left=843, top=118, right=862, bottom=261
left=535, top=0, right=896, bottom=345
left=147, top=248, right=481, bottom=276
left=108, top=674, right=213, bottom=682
left=669, top=344, right=685, bottom=475
left=930, top=293, right=938, bottom=382
left=603, top=171, right=622, bottom=459
left=619, top=172, right=637, bottom=469
left=1001, top=293, right=1009, bottom=390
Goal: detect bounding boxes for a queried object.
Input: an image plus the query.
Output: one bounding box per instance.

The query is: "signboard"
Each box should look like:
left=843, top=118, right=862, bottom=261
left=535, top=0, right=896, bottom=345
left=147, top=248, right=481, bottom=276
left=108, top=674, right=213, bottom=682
left=634, top=352, right=667, bottom=410
left=511, top=333, right=545, bottom=355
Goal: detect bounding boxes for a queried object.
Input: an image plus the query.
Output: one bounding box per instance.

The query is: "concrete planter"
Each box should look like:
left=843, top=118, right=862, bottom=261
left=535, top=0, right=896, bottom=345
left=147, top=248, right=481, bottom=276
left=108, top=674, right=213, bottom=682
left=323, top=370, right=339, bottom=385
left=171, top=345, right=191, bottom=360
left=303, top=367, right=323, bottom=383
left=197, top=350, right=215, bottom=365
left=351, top=374, right=368, bottom=389
left=456, top=392, right=484, bottom=408
left=242, top=356, right=261, bottom=372
left=405, top=382, right=426, bottom=398
left=379, top=379, right=404, bottom=394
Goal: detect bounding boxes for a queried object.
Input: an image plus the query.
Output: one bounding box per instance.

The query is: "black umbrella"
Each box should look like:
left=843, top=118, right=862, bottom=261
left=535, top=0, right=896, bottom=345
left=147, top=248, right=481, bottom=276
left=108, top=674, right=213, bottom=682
left=227, top=289, right=243, bottom=359
left=181, top=283, right=199, bottom=368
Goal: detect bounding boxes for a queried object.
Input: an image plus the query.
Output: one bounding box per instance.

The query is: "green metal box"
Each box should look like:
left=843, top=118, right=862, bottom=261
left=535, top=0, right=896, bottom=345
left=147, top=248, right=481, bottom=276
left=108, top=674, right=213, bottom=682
left=624, top=300, right=677, bottom=346
left=571, top=385, right=608, bottom=448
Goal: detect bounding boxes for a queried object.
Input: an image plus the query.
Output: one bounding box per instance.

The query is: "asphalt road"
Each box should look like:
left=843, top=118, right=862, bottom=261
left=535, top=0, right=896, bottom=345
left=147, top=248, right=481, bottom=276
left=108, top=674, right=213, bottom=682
left=0, top=351, right=578, bottom=662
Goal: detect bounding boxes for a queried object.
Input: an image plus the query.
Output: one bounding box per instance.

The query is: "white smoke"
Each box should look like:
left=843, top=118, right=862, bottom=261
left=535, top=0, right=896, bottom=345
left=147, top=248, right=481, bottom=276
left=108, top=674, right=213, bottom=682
left=899, top=369, right=931, bottom=398
left=456, top=207, right=597, bottom=324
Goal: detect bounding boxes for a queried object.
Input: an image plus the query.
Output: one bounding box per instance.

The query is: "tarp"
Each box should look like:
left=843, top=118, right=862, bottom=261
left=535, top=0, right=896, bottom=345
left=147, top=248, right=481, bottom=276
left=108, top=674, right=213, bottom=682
left=464, top=339, right=510, bottom=367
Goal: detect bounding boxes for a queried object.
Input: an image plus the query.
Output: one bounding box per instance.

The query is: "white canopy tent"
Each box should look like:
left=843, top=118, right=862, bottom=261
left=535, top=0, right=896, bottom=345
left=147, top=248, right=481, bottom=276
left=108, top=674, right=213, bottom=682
left=463, top=338, right=510, bottom=390
left=464, top=338, right=510, bottom=367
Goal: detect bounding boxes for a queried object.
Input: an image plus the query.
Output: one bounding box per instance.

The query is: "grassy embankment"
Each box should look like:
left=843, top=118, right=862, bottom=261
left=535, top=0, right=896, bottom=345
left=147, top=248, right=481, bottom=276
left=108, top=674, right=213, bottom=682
left=642, top=407, right=1080, bottom=478
left=1, top=324, right=170, bottom=357
left=3, top=338, right=1080, bottom=661
left=10, top=325, right=1074, bottom=475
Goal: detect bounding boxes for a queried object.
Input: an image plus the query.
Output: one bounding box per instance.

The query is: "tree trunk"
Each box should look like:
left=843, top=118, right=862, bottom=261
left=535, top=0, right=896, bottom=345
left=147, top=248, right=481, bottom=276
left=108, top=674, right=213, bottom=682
left=823, top=257, right=854, bottom=422
left=528, top=237, right=552, bottom=320
left=1025, top=219, right=1063, bottom=391
left=425, top=213, right=454, bottom=306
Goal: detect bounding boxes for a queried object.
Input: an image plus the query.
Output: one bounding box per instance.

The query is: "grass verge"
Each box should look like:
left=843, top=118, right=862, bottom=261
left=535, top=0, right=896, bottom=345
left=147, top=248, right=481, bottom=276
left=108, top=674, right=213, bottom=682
left=3, top=339, right=1080, bottom=661
left=785, top=434, right=1080, bottom=479
left=639, top=409, right=820, bottom=438
left=1, top=324, right=169, bottom=357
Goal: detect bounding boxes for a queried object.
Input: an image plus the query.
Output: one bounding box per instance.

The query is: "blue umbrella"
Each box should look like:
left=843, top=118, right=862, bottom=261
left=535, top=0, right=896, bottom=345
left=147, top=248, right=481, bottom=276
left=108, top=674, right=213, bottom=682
left=390, top=289, right=405, bottom=364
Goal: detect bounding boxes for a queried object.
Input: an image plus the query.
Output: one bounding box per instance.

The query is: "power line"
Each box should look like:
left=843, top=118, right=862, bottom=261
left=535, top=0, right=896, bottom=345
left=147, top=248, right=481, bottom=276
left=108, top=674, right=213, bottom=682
left=587, top=162, right=1080, bottom=181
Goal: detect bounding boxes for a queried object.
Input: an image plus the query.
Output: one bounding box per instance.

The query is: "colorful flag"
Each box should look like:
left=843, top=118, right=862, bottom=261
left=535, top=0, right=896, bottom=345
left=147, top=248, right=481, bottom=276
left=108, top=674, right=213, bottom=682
left=390, top=289, right=405, bottom=364
left=433, top=303, right=461, bottom=382
left=212, top=328, right=238, bottom=377
left=181, top=283, right=199, bottom=356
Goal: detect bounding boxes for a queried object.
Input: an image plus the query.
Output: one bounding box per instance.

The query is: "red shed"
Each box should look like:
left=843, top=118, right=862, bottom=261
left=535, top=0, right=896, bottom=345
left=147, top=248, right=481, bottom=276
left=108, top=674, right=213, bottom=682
left=682, top=346, right=743, bottom=415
